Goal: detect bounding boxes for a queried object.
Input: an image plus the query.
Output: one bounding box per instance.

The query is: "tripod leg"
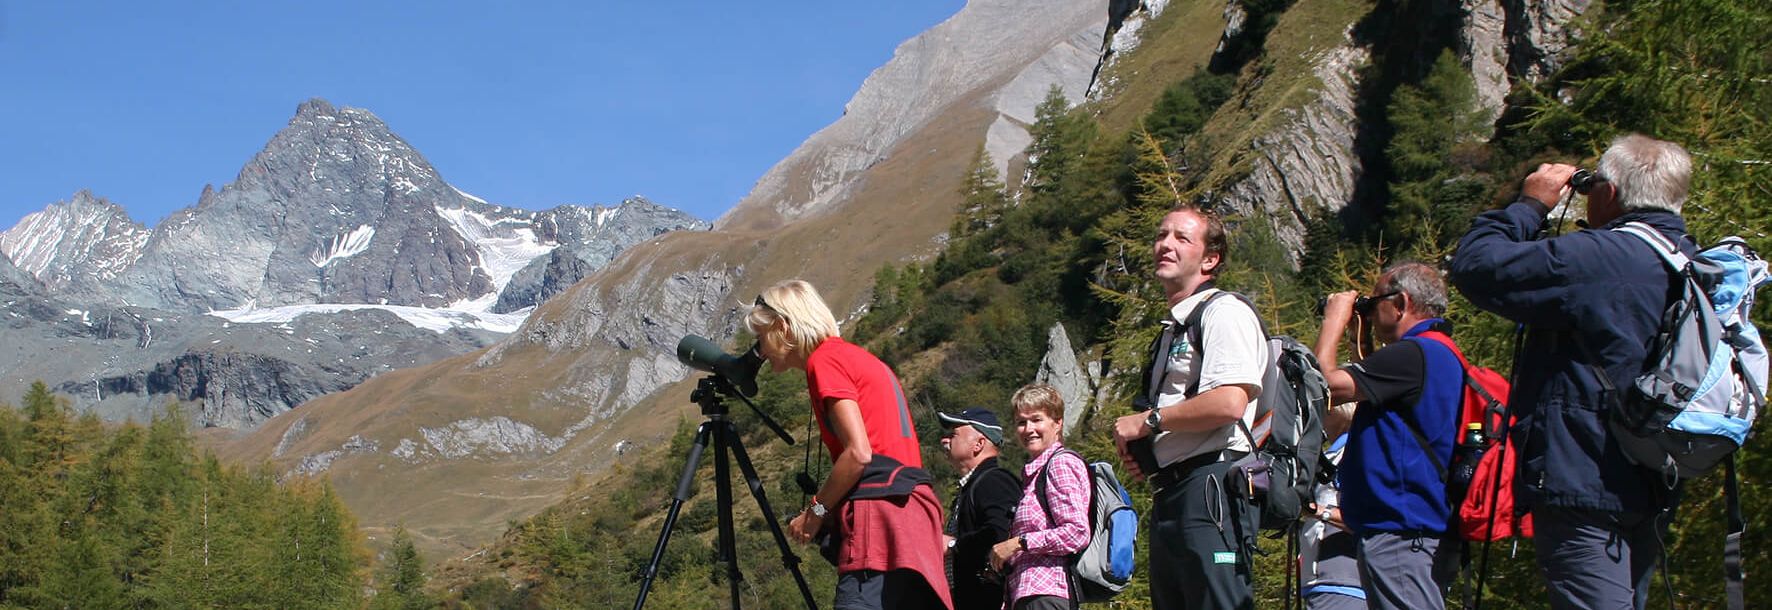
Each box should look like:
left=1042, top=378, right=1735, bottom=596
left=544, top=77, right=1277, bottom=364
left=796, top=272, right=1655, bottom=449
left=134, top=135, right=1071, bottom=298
left=725, top=423, right=821, bottom=609
left=714, top=423, right=744, bottom=609
left=633, top=423, right=715, bottom=610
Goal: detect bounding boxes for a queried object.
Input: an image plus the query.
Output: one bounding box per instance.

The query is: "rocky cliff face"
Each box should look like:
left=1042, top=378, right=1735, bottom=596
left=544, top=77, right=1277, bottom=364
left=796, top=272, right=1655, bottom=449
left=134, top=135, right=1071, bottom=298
left=0, top=190, right=149, bottom=295
left=721, top=0, right=1107, bottom=230
left=1210, top=15, right=1370, bottom=261
left=492, top=197, right=708, bottom=313
left=1506, top=0, right=1594, bottom=83
left=0, top=281, right=493, bottom=429
left=1460, top=0, right=1512, bottom=124
left=0, top=251, right=38, bottom=292
left=75, top=309, right=489, bottom=429
left=1203, top=0, right=1592, bottom=260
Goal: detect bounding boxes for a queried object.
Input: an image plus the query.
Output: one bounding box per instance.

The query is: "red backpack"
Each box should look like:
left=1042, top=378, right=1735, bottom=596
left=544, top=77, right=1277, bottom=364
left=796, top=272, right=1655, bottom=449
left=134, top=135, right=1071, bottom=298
left=1417, top=331, right=1533, bottom=541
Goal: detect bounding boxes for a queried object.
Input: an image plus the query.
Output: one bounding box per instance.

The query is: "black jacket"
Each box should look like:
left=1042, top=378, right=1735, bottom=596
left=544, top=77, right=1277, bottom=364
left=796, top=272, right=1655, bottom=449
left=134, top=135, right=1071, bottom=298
left=948, top=456, right=1021, bottom=608
left=1449, top=198, right=1692, bottom=513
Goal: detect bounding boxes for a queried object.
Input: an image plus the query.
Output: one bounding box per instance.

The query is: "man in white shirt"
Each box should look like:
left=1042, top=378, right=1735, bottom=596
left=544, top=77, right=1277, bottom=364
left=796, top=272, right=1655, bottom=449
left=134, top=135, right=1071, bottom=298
left=1112, top=205, right=1267, bottom=610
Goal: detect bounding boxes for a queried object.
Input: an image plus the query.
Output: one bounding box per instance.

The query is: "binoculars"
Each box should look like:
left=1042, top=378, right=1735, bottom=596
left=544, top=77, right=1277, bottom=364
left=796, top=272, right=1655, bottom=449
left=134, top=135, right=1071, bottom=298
left=1570, top=169, right=1606, bottom=195
left=1313, top=291, right=1400, bottom=317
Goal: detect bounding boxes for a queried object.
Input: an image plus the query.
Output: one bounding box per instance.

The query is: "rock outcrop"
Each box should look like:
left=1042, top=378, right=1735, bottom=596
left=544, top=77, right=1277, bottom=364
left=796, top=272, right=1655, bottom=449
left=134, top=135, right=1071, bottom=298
left=0, top=251, right=38, bottom=293
left=1506, top=0, right=1595, bottom=83
left=1460, top=0, right=1511, bottom=125
left=1034, top=322, right=1091, bottom=432
left=1215, top=40, right=1370, bottom=261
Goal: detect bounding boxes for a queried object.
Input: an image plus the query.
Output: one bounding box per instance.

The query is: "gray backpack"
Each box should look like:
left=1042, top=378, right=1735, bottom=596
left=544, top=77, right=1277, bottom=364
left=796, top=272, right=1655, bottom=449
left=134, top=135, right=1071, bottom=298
left=1605, top=223, right=1768, bottom=480
left=1035, top=449, right=1137, bottom=603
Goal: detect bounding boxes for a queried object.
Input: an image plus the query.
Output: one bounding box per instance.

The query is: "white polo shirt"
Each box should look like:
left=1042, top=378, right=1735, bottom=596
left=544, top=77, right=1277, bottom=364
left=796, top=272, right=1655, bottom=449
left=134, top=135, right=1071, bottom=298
left=1146, top=288, right=1267, bottom=466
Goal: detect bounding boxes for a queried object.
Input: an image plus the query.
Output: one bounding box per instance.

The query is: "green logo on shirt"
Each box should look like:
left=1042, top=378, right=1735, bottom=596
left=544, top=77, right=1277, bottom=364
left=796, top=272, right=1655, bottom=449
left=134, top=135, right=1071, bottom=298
left=1214, top=552, right=1237, bottom=565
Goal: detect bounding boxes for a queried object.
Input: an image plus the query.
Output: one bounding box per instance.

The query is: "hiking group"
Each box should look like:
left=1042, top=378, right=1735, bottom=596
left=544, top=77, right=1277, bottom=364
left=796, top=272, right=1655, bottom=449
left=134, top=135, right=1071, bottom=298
left=744, top=133, right=1767, bottom=610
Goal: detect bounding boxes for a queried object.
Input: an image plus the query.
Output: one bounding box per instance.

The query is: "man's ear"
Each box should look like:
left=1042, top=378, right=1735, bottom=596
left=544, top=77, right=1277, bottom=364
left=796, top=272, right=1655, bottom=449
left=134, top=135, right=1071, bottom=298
left=1201, top=250, right=1222, bottom=274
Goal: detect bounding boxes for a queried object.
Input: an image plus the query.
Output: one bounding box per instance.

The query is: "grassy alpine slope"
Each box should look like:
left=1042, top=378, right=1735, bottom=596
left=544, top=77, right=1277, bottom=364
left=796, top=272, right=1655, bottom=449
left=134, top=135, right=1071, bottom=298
left=434, top=0, right=1771, bottom=608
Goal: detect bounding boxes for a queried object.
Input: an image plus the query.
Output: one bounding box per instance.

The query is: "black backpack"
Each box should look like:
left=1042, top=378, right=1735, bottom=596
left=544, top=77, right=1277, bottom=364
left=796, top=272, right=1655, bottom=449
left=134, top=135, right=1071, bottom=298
left=1182, top=291, right=1329, bottom=531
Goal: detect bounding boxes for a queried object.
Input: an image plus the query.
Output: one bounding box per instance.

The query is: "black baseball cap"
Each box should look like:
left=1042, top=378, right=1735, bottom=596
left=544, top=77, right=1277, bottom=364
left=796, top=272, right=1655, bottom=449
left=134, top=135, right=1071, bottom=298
left=936, top=408, right=1005, bottom=445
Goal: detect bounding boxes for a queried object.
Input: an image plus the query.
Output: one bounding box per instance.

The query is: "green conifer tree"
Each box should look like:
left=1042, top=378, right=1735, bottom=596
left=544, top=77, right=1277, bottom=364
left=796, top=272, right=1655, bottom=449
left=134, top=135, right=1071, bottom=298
left=370, top=527, right=433, bottom=610
left=1383, top=49, right=1487, bottom=249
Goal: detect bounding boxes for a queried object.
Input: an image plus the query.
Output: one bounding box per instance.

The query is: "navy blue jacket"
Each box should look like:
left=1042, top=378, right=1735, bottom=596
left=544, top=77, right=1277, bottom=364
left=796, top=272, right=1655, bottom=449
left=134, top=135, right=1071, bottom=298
left=1448, top=198, right=1693, bottom=513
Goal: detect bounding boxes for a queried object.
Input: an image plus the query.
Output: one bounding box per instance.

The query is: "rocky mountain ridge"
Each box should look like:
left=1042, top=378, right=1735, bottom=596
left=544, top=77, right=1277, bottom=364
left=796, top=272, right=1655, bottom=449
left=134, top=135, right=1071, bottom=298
left=0, top=190, right=149, bottom=295
left=2, top=99, right=706, bottom=429
left=719, top=0, right=1108, bottom=230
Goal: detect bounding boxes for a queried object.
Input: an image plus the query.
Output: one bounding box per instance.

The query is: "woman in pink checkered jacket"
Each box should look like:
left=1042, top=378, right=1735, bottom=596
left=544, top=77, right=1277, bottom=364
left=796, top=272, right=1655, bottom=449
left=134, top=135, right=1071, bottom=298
left=989, top=384, right=1091, bottom=610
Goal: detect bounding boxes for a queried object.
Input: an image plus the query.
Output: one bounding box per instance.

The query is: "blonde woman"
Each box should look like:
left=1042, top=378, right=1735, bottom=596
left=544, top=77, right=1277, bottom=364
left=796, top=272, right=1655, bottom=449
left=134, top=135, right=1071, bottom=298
left=991, top=384, right=1090, bottom=610
left=749, top=280, right=951, bottom=610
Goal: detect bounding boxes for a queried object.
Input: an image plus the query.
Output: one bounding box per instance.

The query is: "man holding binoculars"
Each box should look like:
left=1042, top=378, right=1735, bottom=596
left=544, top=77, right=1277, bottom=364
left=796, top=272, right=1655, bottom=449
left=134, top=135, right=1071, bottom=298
left=1313, top=262, right=1463, bottom=610
left=1450, top=135, right=1697, bottom=609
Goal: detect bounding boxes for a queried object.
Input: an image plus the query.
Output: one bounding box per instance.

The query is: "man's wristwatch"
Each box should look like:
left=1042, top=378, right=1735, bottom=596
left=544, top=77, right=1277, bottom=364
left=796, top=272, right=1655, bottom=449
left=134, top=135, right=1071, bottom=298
left=808, top=497, right=828, bottom=518
left=1144, top=406, right=1163, bottom=433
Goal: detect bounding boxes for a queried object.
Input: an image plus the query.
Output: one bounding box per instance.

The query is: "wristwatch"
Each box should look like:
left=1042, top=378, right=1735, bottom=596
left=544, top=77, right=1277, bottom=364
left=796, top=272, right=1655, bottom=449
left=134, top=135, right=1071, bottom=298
left=1144, top=406, right=1163, bottom=433
left=808, top=497, right=828, bottom=518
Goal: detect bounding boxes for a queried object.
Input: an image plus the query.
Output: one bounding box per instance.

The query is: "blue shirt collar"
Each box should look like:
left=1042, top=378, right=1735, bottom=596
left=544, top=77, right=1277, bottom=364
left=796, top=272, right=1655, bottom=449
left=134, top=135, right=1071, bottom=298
left=1402, top=317, right=1450, bottom=339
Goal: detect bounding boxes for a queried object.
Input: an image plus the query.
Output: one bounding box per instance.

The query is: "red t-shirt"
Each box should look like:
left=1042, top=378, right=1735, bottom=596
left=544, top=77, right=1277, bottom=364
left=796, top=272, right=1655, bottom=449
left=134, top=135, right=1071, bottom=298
left=804, top=337, right=922, bottom=468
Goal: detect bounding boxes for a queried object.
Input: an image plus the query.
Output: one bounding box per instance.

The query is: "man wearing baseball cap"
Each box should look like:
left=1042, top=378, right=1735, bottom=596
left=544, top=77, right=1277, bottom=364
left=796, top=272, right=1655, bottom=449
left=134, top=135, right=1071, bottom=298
left=937, top=408, right=1022, bottom=609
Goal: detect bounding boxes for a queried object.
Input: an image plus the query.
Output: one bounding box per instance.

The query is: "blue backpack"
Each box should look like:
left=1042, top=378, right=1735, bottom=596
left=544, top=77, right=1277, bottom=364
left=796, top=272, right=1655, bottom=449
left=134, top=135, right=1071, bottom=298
left=1036, top=449, right=1137, bottom=603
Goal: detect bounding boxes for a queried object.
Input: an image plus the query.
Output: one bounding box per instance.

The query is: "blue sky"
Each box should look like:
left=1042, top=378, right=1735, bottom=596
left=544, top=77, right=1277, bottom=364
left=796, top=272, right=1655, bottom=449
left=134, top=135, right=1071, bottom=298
left=0, top=1, right=966, bottom=230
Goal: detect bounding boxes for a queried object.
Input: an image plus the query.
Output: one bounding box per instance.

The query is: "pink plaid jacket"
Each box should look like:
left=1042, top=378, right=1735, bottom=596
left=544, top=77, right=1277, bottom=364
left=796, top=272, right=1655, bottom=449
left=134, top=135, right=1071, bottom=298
left=1004, top=442, right=1091, bottom=606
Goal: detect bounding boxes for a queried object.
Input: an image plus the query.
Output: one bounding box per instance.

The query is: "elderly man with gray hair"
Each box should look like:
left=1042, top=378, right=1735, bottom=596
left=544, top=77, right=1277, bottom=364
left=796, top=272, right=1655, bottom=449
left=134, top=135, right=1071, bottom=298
left=1314, top=261, right=1463, bottom=610
left=1450, top=134, right=1696, bottom=609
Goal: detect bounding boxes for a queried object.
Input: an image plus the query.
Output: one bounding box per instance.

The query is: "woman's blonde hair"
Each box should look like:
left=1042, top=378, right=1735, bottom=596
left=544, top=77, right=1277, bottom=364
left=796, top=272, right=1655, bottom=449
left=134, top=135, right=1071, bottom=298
left=1011, top=384, right=1065, bottom=434
left=746, top=280, right=841, bottom=361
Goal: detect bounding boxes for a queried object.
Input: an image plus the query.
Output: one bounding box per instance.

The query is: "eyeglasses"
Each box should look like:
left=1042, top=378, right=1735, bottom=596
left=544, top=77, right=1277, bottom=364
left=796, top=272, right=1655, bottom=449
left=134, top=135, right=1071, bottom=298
left=754, top=294, right=777, bottom=313
left=1353, top=291, right=1401, bottom=316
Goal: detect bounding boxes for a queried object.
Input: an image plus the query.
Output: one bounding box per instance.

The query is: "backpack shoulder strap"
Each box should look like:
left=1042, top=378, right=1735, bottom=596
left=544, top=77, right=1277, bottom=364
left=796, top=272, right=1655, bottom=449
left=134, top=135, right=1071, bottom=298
left=1415, top=331, right=1504, bottom=409
left=1138, top=324, right=1177, bottom=409
left=1615, top=221, right=1692, bottom=271
left=1389, top=337, right=1450, bottom=483
left=1183, top=289, right=1266, bottom=397
left=1034, top=448, right=1084, bottom=527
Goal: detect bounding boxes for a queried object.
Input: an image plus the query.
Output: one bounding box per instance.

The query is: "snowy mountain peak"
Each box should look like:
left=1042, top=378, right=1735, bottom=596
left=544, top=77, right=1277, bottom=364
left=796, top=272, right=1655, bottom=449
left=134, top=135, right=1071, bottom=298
left=0, top=190, right=149, bottom=293
left=15, top=99, right=706, bottom=340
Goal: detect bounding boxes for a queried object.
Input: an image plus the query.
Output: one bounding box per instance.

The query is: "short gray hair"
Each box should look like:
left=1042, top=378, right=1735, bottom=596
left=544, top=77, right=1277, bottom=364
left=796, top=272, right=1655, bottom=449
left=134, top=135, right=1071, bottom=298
left=1597, top=134, right=1692, bottom=214
left=1380, top=261, right=1448, bottom=318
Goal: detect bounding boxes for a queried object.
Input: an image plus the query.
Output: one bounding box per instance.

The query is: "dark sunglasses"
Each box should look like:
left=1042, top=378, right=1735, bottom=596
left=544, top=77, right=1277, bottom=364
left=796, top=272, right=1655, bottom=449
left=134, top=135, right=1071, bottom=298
left=1353, top=291, right=1401, bottom=316
left=754, top=294, right=776, bottom=313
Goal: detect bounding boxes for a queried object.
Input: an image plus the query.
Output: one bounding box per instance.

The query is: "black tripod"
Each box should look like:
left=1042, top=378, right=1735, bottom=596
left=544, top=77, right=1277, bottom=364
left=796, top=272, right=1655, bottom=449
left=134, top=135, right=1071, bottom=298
left=633, top=375, right=819, bottom=610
